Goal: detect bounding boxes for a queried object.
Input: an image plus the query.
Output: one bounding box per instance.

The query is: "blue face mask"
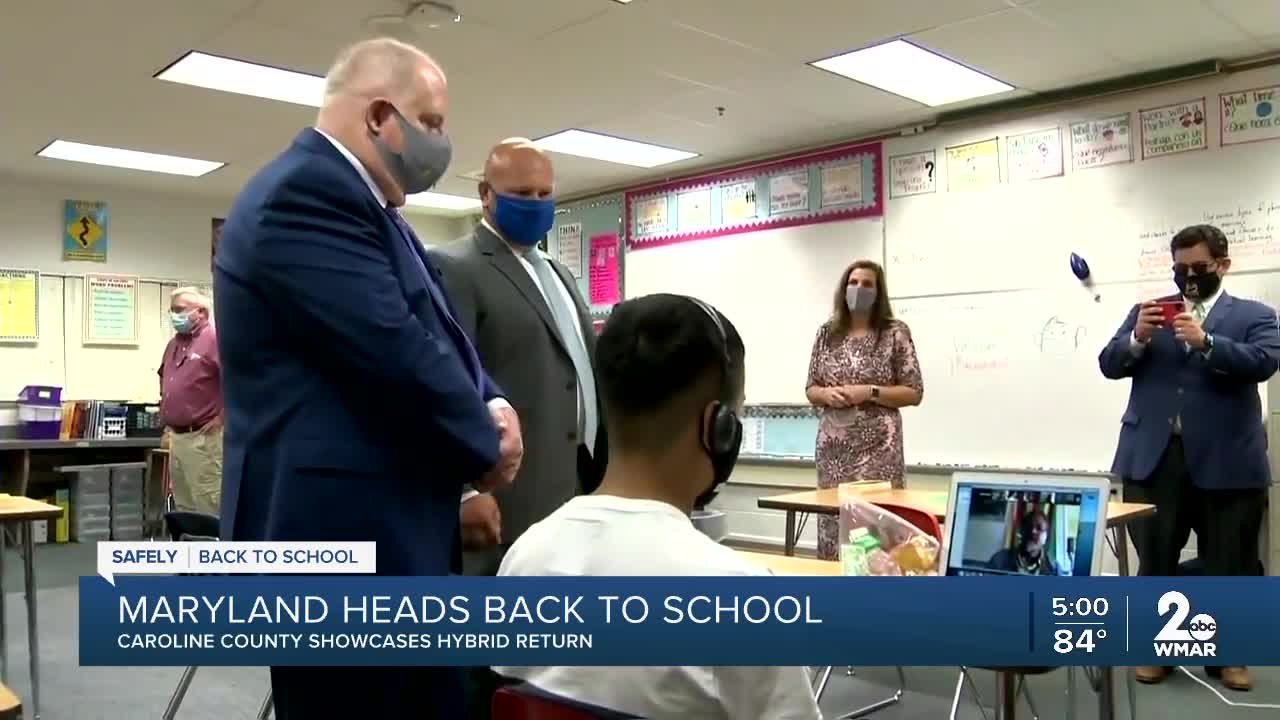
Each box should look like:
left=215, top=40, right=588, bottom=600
left=491, top=191, right=555, bottom=247
left=171, top=311, right=194, bottom=334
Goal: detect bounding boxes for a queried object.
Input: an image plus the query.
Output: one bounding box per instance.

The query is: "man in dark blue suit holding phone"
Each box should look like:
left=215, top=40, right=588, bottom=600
left=214, top=38, right=523, bottom=719
left=1100, top=224, right=1280, bottom=691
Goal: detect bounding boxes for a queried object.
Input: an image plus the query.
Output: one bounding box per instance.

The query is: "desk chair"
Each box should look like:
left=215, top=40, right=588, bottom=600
left=160, top=509, right=274, bottom=720
left=492, top=684, right=641, bottom=719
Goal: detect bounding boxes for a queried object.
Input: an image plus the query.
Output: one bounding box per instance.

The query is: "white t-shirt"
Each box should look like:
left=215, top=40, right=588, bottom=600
left=495, top=495, right=822, bottom=720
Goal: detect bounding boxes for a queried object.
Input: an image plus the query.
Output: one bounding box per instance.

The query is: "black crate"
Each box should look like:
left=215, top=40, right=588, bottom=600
left=126, top=404, right=164, bottom=437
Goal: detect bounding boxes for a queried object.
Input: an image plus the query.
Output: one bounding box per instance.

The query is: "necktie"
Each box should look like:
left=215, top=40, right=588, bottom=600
left=1193, top=302, right=1206, bottom=323
left=385, top=206, right=485, bottom=392
left=527, top=251, right=598, bottom=454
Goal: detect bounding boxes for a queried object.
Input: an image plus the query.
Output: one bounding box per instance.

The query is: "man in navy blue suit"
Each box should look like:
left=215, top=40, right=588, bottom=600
left=214, top=38, right=523, bottom=718
left=1100, top=224, right=1280, bottom=691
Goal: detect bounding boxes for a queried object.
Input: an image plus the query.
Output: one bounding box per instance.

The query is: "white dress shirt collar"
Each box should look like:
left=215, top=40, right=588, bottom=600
left=313, top=128, right=388, bottom=208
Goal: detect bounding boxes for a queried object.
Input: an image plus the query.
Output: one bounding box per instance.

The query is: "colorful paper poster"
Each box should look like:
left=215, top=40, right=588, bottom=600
left=820, top=162, right=863, bottom=207
left=0, top=269, right=39, bottom=341
left=1069, top=114, right=1132, bottom=170
left=1140, top=99, right=1207, bottom=159
left=676, top=188, right=712, bottom=232
left=945, top=138, right=1000, bottom=192
left=889, top=151, right=936, bottom=198
left=721, top=182, right=758, bottom=224
left=769, top=171, right=809, bottom=215
left=1005, top=127, right=1063, bottom=183
left=211, top=218, right=224, bottom=272
left=84, top=274, right=139, bottom=345
left=588, top=234, right=620, bottom=306
left=556, top=222, right=583, bottom=278
left=1220, top=85, right=1280, bottom=146
left=634, top=197, right=668, bottom=238
left=63, top=199, right=109, bottom=262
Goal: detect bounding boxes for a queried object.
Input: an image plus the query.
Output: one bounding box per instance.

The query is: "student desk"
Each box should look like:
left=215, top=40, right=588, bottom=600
left=0, top=683, right=19, bottom=720
left=0, top=495, right=63, bottom=719
left=752, top=487, right=1154, bottom=720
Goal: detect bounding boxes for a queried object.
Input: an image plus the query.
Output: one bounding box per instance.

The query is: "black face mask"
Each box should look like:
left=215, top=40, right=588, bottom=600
left=693, top=409, right=742, bottom=510
left=1174, top=269, right=1222, bottom=300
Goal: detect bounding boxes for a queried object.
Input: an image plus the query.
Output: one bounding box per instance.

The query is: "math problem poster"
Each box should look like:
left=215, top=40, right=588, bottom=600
left=63, top=199, right=109, bottom=262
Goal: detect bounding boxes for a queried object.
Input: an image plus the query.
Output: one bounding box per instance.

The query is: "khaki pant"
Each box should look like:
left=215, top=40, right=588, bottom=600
left=169, top=424, right=223, bottom=515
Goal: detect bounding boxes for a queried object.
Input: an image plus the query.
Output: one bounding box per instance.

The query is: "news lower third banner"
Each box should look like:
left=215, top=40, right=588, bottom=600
left=81, top=575, right=1279, bottom=667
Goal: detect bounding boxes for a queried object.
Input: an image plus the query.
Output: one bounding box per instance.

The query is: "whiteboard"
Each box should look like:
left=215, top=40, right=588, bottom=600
left=624, top=218, right=884, bottom=403
left=896, top=269, right=1278, bottom=472
left=886, top=68, right=1280, bottom=299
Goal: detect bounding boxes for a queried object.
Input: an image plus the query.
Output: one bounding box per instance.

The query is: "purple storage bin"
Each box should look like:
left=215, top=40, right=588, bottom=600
left=19, top=420, right=61, bottom=440
left=18, top=385, right=62, bottom=407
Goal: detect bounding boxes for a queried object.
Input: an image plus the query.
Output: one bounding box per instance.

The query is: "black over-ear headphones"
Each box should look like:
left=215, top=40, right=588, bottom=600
left=684, top=297, right=743, bottom=457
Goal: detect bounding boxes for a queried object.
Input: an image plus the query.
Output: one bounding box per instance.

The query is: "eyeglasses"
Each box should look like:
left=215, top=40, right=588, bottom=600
left=1172, top=261, right=1219, bottom=275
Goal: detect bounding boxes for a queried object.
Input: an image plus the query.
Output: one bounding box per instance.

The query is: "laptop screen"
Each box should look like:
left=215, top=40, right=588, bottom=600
left=945, top=481, right=1104, bottom=577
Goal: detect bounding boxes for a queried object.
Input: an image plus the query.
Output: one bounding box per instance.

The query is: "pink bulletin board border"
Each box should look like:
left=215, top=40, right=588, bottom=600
left=624, top=140, right=884, bottom=251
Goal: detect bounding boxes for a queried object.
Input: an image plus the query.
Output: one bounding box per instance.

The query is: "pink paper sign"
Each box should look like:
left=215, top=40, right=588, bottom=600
left=588, top=233, right=620, bottom=306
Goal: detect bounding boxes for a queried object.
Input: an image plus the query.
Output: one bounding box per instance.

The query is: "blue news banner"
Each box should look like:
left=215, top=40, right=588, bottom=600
left=80, top=576, right=1280, bottom=667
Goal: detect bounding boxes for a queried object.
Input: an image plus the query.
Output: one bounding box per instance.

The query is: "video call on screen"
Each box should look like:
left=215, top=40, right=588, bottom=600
left=948, top=487, right=1096, bottom=577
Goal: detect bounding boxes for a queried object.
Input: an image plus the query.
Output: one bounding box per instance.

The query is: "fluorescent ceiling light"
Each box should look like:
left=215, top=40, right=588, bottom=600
left=405, top=191, right=482, bottom=211
left=534, top=129, right=698, bottom=168
left=810, top=39, right=1013, bottom=107
left=37, top=140, right=224, bottom=177
left=156, top=51, right=325, bottom=107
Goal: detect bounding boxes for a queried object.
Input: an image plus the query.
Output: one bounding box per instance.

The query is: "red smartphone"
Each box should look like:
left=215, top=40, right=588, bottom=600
left=1154, top=301, right=1182, bottom=326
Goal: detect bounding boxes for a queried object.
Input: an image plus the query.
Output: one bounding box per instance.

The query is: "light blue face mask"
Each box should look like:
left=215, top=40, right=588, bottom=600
left=171, top=311, right=194, bottom=334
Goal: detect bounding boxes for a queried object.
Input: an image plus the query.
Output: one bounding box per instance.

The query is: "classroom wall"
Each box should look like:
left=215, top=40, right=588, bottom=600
left=0, top=175, right=473, bottom=400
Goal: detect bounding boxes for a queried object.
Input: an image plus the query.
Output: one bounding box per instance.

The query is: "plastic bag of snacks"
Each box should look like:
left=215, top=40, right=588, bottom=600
left=837, top=495, right=941, bottom=576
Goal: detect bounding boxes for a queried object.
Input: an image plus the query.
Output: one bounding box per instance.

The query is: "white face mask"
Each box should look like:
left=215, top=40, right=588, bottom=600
left=845, top=286, right=877, bottom=314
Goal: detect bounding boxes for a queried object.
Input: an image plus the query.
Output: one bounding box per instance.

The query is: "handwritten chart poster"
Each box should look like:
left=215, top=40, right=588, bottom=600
left=676, top=188, right=713, bottom=232
left=84, top=274, right=139, bottom=345
left=556, top=222, right=583, bottom=278
left=588, top=234, right=620, bottom=306
left=1140, top=99, right=1207, bottom=159
left=1070, top=114, right=1132, bottom=170
left=1005, top=127, right=1063, bottom=183
left=769, top=171, right=810, bottom=215
left=0, top=269, right=39, bottom=342
left=945, top=138, right=1000, bottom=192
left=63, top=199, right=109, bottom=262
left=1220, top=85, right=1280, bottom=146
left=889, top=151, right=936, bottom=198
left=819, top=162, right=863, bottom=207
left=721, top=182, right=758, bottom=224
left=634, top=196, right=668, bottom=238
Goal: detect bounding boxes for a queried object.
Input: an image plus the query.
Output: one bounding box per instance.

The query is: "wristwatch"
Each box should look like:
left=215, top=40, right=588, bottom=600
left=870, top=386, right=881, bottom=401
left=1203, top=334, right=1215, bottom=353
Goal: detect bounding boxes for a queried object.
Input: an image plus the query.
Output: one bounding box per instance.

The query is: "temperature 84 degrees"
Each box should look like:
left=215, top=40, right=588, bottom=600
left=1051, top=596, right=1111, bottom=655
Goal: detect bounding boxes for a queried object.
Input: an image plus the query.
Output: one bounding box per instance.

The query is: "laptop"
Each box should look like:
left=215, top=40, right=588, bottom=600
left=940, top=472, right=1111, bottom=577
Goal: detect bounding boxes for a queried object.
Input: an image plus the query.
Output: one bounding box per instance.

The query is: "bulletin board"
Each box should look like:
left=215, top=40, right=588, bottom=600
left=549, top=193, right=624, bottom=316
left=625, top=140, right=883, bottom=251
left=0, top=268, right=40, bottom=342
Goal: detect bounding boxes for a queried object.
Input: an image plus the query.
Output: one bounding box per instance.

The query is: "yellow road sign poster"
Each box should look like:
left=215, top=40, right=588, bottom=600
left=63, top=199, right=109, bottom=261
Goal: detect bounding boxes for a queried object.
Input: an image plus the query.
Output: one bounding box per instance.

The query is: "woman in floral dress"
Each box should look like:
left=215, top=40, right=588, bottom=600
left=805, top=260, right=924, bottom=560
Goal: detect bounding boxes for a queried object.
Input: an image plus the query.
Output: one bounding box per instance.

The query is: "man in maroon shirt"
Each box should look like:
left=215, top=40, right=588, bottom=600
left=158, top=287, right=223, bottom=515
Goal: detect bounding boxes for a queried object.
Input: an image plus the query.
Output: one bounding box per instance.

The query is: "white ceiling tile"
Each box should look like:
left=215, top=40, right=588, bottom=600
left=909, top=7, right=1125, bottom=91
left=723, top=67, right=924, bottom=125
left=1202, top=0, right=1280, bottom=41
left=1028, top=0, right=1255, bottom=65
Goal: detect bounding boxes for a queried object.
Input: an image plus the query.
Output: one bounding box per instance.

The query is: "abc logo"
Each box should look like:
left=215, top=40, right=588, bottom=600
left=1187, top=613, right=1217, bottom=642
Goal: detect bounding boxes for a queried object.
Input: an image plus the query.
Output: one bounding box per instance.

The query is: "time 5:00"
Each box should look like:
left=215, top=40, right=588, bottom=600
left=1052, top=597, right=1110, bottom=617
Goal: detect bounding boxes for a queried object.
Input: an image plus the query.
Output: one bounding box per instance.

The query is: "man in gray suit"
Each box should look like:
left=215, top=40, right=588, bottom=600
left=429, top=138, right=607, bottom=577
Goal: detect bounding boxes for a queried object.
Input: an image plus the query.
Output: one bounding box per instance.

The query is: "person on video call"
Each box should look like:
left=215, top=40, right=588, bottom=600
left=1099, top=224, right=1280, bottom=691
left=213, top=38, right=522, bottom=719
left=987, top=509, right=1058, bottom=576
left=495, top=294, right=821, bottom=720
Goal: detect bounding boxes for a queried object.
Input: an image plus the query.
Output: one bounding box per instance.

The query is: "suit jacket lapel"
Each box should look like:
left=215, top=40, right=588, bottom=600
left=1202, top=291, right=1231, bottom=334
left=475, top=225, right=568, bottom=356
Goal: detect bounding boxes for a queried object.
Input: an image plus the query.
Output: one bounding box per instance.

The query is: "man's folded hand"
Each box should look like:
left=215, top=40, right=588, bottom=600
left=460, top=493, right=501, bottom=549
left=477, top=405, right=522, bottom=492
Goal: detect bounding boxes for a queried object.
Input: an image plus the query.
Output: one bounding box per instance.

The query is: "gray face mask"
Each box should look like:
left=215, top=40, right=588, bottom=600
left=373, top=106, right=452, bottom=195
left=846, top=286, right=877, bottom=314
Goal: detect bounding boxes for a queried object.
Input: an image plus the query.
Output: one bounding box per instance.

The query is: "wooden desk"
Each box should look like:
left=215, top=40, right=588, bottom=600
left=0, top=681, right=21, bottom=719
left=0, top=496, right=60, bottom=719
left=739, top=551, right=840, bottom=576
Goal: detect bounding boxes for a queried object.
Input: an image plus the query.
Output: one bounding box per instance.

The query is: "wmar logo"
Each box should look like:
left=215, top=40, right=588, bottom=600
left=1153, top=590, right=1217, bottom=658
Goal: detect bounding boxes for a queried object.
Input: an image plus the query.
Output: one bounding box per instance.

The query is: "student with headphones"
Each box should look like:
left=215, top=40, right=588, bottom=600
left=492, top=293, right=821, bottom=720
